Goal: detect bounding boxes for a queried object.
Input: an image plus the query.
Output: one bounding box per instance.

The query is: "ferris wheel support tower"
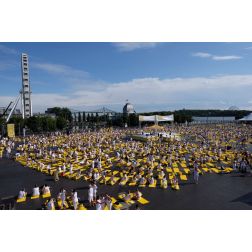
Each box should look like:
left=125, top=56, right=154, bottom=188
left=21, top=53, right=32, bottom=119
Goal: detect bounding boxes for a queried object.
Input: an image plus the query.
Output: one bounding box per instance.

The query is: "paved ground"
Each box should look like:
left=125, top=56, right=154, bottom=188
left=1, top=157, right=252, bottom=210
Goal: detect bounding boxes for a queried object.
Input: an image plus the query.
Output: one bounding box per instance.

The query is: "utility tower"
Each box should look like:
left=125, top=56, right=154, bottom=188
left=21, top=53, right=32, bottom=118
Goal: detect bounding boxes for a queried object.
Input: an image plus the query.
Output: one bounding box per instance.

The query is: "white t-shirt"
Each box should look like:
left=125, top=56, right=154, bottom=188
left=33, top=187, right=40, bottom=196
left=18, top=191, right=26, bottom=199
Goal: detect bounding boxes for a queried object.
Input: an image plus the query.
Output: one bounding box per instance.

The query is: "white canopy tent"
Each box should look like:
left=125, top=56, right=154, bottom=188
left=239, top=113, right=252, bottom=121
left=139, top=114, right=174, bottom=123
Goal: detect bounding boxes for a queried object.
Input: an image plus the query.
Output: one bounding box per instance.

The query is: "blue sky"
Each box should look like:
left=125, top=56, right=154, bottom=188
left=0, top=42, right=252, bottom=112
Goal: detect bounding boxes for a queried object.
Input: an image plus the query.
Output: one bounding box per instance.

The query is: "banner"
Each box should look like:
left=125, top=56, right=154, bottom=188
left=139, top=114, right=174, bottom=122
left=7, top=124, right=15, bottom=138
left=157, top=114, right=174, bottom=121
left=139, top=115, right=156, bottom=122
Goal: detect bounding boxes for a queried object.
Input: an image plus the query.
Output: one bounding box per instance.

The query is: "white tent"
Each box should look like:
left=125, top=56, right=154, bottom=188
left=239, top=113, right=252, bottom=121
left=139, top=114, right=174, bottom=122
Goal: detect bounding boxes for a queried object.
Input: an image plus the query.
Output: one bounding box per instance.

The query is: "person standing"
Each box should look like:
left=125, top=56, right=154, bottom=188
left=59, top=188, right=66, bottom=209
left=193, top=162, right=200, bottom=184
left=71, top=189, right=79, bottom=210
left=88, top=184, right=94, bottom=206
left=93, top=183, right=98, bottom=201
left=54, top=168, right=59, bottom=182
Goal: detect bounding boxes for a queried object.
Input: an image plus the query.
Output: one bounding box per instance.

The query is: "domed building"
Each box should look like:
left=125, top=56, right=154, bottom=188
left=123, top=102, right=135, bottom=115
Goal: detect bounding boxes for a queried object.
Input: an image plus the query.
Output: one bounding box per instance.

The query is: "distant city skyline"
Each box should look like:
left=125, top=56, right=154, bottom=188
left=0, top=42, right=252, bottom=113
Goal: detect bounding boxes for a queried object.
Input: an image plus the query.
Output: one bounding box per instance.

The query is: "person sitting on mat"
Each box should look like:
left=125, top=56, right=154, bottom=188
left=119, top=173, right=128, bottom=185
left=58, top=188, right=67, bottom=209
left=109, top=175, right=116, bottom=185
left=105, top=194, right=113, bottom=210
left=96, top=197, right=103, bottom=210
left=148, top=176, right=155, bottom=185
left=123, top=191, right=132, bottom=201
left=133, top=189, right=142, bottom=200
left=46, top=198, right=55, bottom=210
left=42, top=184, right=50, bottom=195
left=18, top=188, right=26, bottom=199
left=139, top=176, right=146, bottom=186
left=32, top=184, right=40, bottom=196
left=161, top=177, right=168, bottom=189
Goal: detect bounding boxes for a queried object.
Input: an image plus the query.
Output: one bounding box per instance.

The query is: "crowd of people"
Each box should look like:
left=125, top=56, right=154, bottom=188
left=16, top=182, right=145, bottom=210
left=1, top=124, right=252, bottom=210
left=11, top=125, right=251, bottom=190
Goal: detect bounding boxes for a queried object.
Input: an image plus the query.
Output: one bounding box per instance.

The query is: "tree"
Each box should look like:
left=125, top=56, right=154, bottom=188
left=95, top=113, right=99, bottom=123
left=47, top=107, right=72, bottom=122
left=78, top=112, right=82, bottom=123
left=87, top=114, right=90, bottom=122
left=56, top=117, right=67, bottom=130
left=26, top=116, right=42, bottom=132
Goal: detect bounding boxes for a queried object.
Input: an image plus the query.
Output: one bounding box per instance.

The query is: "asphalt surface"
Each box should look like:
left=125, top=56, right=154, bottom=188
left=1, top=157, right=252, bottom=210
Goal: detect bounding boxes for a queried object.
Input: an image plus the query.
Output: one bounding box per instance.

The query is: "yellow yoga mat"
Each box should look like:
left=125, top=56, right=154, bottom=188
left=211, top=168, right=220, bottom=173
left=137, top=197, right=149, bottom=205
left=149, top=180, right=157, bottom=188
left=42, top=193, right=51, bottom=198
left=129, top=182, right=137, bottom=186
left=180, top=174, right=187, bottom=181
left=173, top=168, right=180, bottom=173
left=31, top=195, right=40, bottom=199
left=180, top=163, right=187, bottom=168
left=207, top=162, right=214, bottom=167
left=110, top=197, right=117, bottom=204
left=184, top=168, right=190, bottom=174
left=16, top=197, right=26, bottom=203
left=166, top=168, right=172, bottom=173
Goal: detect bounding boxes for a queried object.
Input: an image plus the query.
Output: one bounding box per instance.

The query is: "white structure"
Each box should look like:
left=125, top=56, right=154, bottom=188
left=139, top=114, right=174, bottom=123
left=21, top=53, right=32, bottom=118
left=123, top=102, right=135, bottom=115
left=192, top=116, right=235, bottom=123
left=239, top=113, right=252, bottom=122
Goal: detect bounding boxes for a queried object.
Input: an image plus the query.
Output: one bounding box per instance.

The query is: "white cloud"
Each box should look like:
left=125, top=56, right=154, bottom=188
left=113, top=42, right=158, bottom=52
left=2, top=72, right=252, bottom=112
left=212, top=55, right=242, bottom=61
left=193, top=52, right=242, bottom=61
left=32, top=62, right=89, bottom=78
left=192, top=52, right=211, bottom=58
left=10, top=74, right=252, bottom=112
left=0, top=44, right=17, bottom=55
left=245, top=46, right=252, bottom=50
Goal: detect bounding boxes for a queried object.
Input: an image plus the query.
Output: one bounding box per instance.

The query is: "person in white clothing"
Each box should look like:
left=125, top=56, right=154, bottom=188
left=93, top=183, right=98, bottom=200
left=18, top=188, right=26, bottom=199
left=88, top=184, right=94, bottom=206
left=42, top=184, right=50, bottom=195
left=96, top=197, right=103, bottom=210
left=32, top=184, right=40, bottom=196
left=71, top=189, right=79, bottom=210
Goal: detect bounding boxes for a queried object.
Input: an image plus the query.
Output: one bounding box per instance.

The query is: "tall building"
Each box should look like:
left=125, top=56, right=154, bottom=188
left=21, top=53, right=32, bottom=118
